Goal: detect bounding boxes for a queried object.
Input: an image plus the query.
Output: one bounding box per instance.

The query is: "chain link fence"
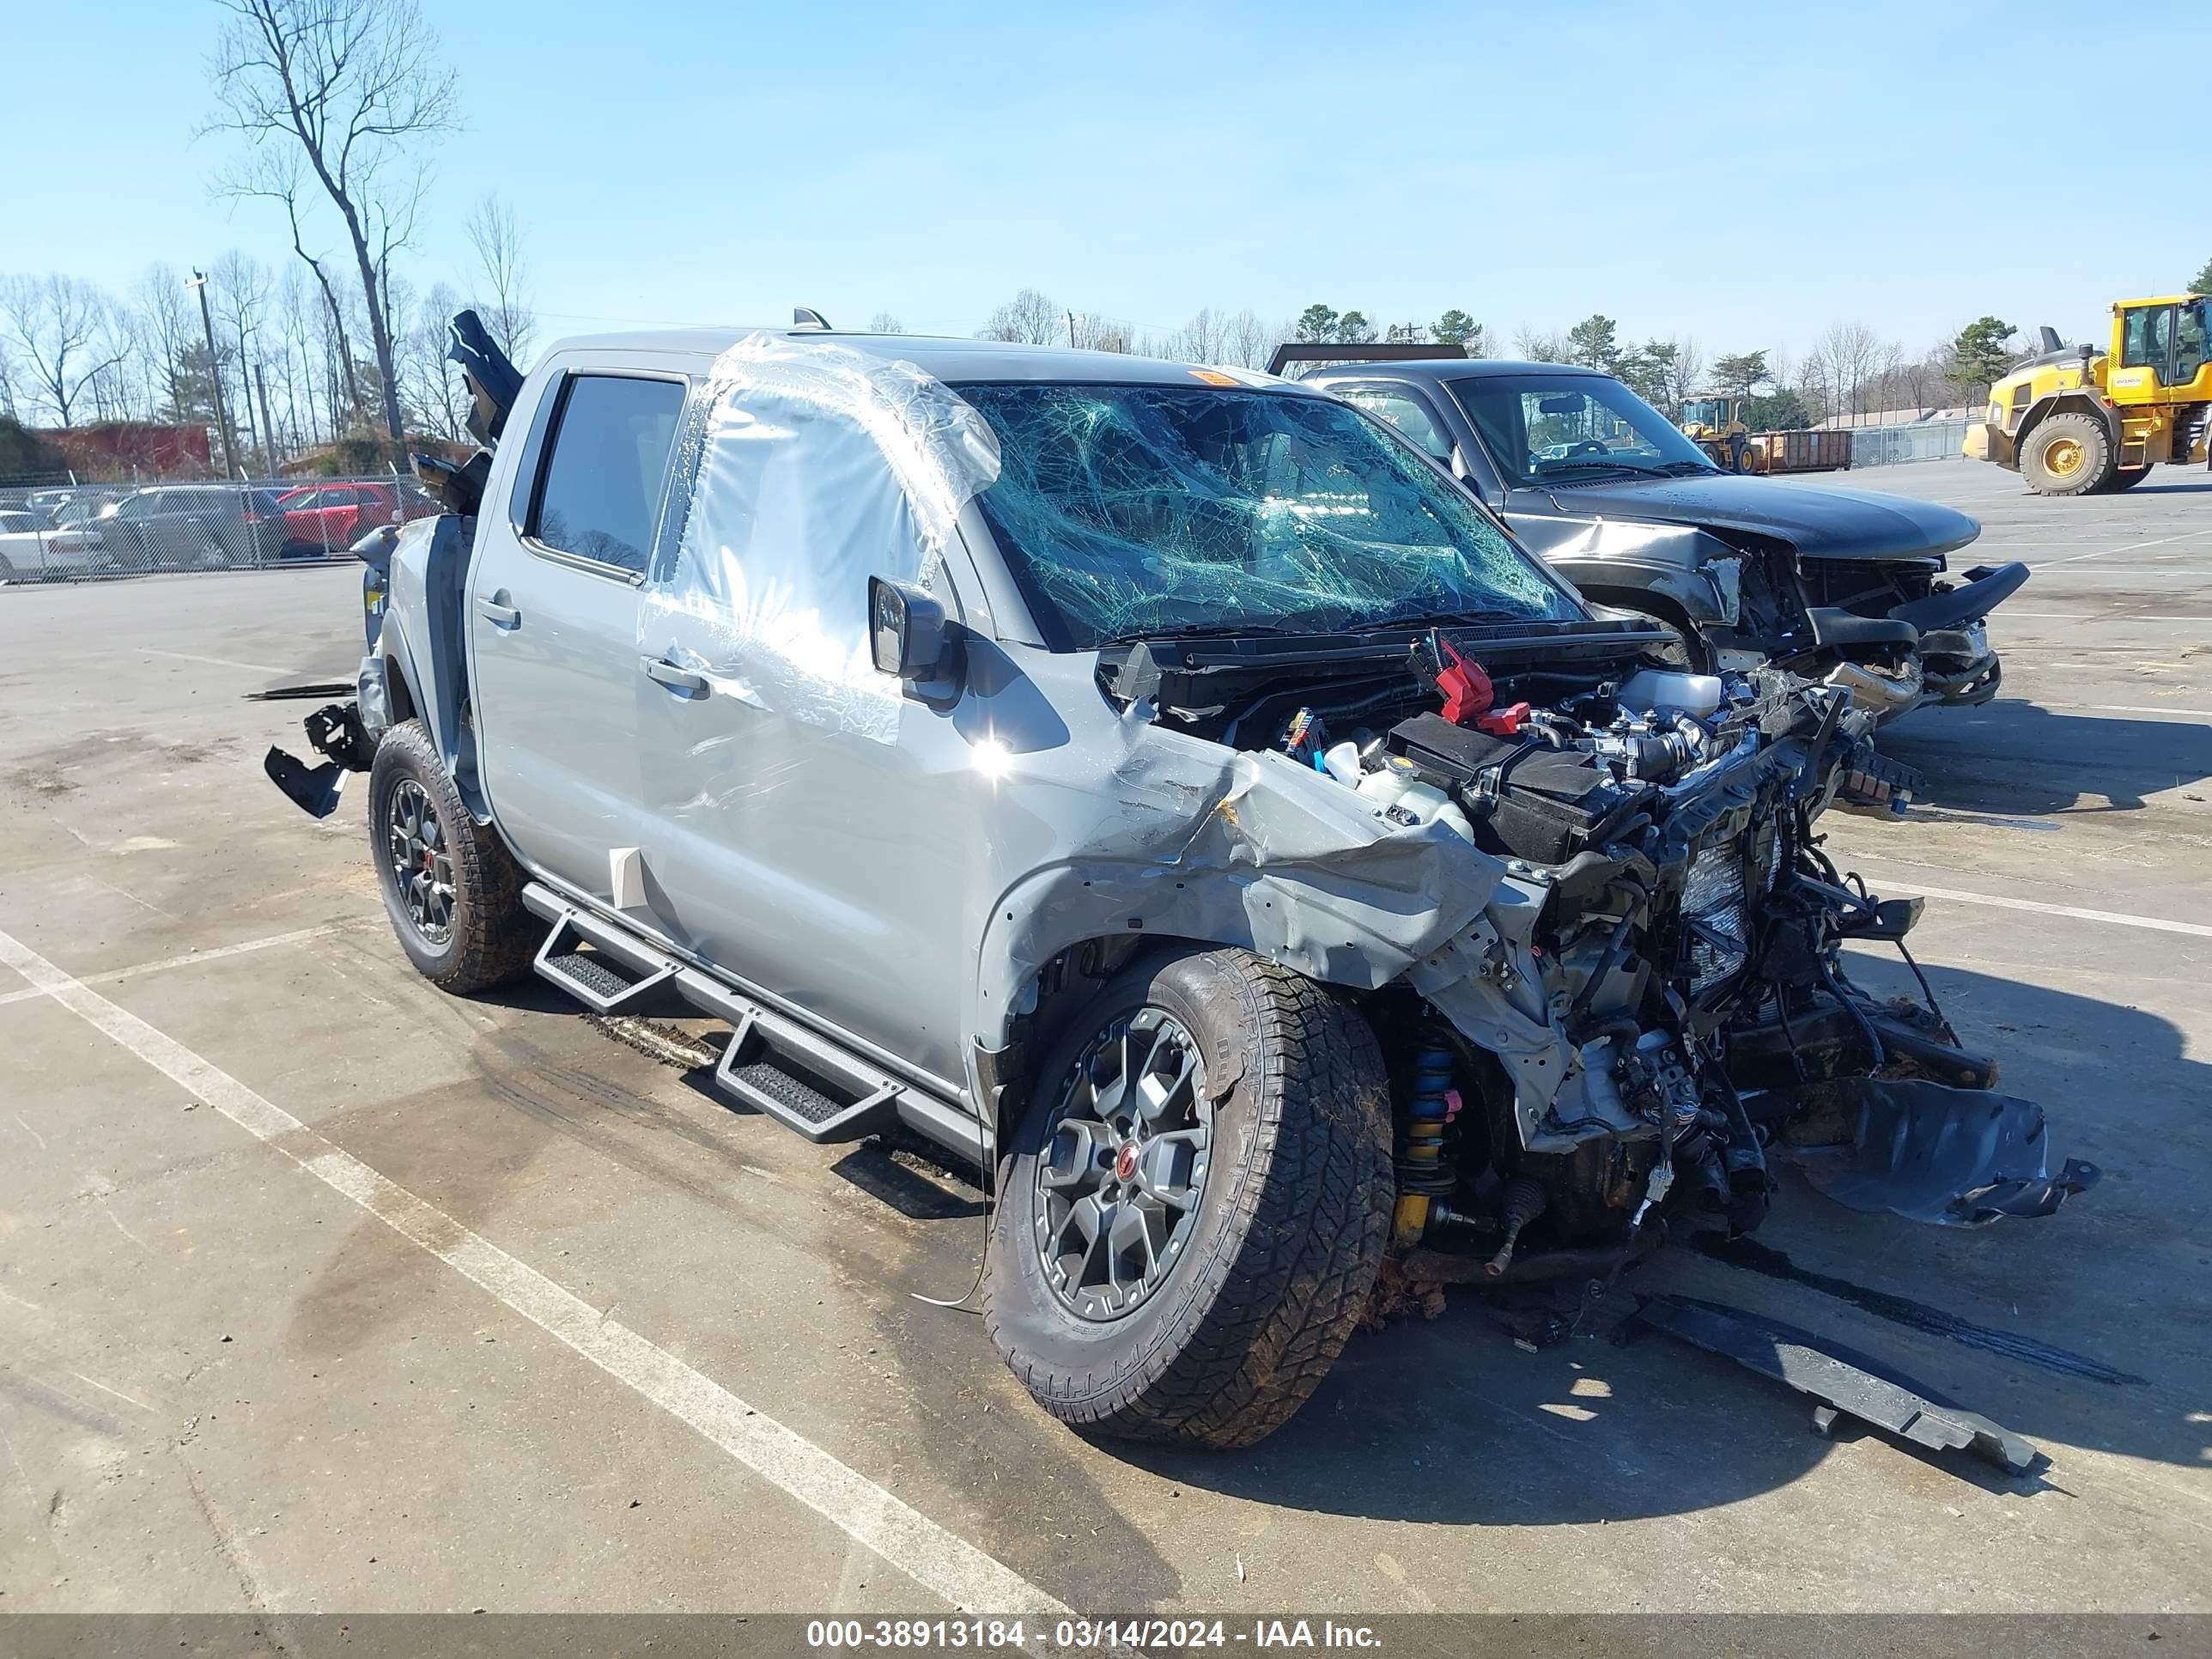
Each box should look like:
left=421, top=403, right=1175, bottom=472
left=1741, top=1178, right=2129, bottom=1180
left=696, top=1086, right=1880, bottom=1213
left=1847, top=419, right=1972, bottom=469
left=0, top=472, right=438, bottom=585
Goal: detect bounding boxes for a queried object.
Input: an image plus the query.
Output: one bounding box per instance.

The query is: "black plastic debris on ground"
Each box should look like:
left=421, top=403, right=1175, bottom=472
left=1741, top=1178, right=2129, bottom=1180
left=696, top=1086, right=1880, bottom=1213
left=1790, top=1075, right=2100, bottom=1225
left=1627, top=1293, right=2039, bottom=1476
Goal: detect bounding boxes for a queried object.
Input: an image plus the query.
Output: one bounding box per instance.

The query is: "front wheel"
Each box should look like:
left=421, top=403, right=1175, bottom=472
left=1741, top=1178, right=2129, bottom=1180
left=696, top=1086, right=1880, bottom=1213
left=367, top=720, right=537, bottom=994
left=2021, top=413, right=2114, bottom=495
left=984, top=949, right=1394, bottom=1449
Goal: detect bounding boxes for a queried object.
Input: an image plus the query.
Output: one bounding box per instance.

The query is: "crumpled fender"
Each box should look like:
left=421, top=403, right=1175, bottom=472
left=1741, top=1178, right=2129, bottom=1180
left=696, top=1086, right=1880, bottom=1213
left=376, top=514, right=487, bottom=818
left=1533, top=517, right=1743, bottom=628
left=965, top=733, right=1617, bottom=1152
left=970, top=746, right=1505, bottom=1030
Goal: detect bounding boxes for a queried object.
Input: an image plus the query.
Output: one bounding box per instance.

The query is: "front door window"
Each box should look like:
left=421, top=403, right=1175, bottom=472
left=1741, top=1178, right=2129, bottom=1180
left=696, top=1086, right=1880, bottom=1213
left=2119, top=306, right=2177, bottom=381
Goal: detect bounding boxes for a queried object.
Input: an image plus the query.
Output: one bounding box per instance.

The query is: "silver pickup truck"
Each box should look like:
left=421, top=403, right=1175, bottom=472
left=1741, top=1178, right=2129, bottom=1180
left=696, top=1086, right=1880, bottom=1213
left=269, top=313, right=2093, bottom=1449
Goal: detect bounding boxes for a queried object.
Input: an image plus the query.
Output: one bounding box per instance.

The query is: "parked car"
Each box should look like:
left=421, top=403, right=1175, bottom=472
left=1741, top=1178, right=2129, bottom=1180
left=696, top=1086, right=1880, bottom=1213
left=269, top=314, right=2090, bottom=1449
left=94, top=484, right=291, bottom=571
left=0, top=509, right=112, bottom=582
left=1293, top=353, right=2028, bottom=720
left=27, top=484, right=130, bottom=528
left=273, top=479, right=436, bottom=555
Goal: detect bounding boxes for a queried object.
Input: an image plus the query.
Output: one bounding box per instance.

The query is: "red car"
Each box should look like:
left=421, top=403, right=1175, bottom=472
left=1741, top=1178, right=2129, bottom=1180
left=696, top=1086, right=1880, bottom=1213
left=274, top=481, right=435, bottom=554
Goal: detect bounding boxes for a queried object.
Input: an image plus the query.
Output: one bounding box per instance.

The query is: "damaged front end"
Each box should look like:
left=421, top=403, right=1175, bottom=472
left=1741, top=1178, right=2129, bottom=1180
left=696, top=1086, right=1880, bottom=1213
left=261, top=521, right=399, bottom=818
left=1105, top=627, right=2094, bottom=1289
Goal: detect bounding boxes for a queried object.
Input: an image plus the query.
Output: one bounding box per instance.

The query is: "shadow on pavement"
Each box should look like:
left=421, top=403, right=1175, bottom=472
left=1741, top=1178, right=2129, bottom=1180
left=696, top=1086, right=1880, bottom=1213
left=1879, top=699, right=2211, bottom=815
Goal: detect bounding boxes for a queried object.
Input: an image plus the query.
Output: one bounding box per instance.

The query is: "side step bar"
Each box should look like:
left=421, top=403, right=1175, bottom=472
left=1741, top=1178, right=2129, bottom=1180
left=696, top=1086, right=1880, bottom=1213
left=534, top=911, right=679, bottom=1013
left=714, top=1006, right=902, bottom=1144
left=520, top=886, right=973, bottom=1158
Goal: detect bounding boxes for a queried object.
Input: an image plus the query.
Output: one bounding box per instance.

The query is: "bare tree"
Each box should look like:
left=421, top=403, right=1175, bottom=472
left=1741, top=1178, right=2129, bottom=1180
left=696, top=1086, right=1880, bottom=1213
left=1640, top=334, right=1704, bottom=417
left=866, top=312, right=905, bottom=334
left=134, top=264, right=200, bottom=422
left=210, top=252, right=276, bottom=468
left=208, top=0, right=458, bottom=450
left=229, top=151, right=362, bottom=431
left=1808, top=321, right=1899, bottom=426
left=1158, top=307, right=1228, bottom=364
left=977, top=288, right=1060, bottom=344
left=465, top=193, right=534, bottom=362
left=0, top=275, right=131, bottom=427
left=1513, top=325, right=1570, bottom=363
left=1223, top=309, right=1278, bottom=369
left=397, top=278, right=469, bottom=441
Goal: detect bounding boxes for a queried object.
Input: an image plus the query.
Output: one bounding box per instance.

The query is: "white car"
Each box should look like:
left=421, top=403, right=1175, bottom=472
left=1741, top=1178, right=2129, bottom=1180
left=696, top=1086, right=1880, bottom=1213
left=0, top=509, right=109, bottom=583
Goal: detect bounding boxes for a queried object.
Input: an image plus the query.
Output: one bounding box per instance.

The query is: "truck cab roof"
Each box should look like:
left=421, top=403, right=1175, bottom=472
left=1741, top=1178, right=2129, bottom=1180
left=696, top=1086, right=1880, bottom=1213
left=538, top=328, right=1332, bottom=391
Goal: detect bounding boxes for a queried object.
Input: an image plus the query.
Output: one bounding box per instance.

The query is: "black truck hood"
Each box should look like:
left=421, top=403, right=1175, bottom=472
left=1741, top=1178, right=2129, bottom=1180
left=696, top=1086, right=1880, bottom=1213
left=1520, top=474, right=1980, bottom=563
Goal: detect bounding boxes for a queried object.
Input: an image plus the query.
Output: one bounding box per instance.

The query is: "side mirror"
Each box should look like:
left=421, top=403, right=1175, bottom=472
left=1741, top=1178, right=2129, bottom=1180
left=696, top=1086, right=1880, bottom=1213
left=868, top=575, right=961, bottom=696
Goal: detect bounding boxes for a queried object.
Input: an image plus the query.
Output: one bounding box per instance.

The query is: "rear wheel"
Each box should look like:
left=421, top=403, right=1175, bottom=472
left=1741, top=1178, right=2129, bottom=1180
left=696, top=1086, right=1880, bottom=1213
left=367, top=719, right=537, bottom=994
left=2021, top=413, right=2114, bottom=496
left=2106, top=465, right=2154, bottom=491
left=984, top=948, right=1393, bottom=1448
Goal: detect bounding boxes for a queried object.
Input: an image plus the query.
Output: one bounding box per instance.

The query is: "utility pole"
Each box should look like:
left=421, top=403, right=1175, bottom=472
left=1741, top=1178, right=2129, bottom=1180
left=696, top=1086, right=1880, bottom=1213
left=186, top=270, right=240, bottom=479
left=1066, top=310, right=1077, bottom=349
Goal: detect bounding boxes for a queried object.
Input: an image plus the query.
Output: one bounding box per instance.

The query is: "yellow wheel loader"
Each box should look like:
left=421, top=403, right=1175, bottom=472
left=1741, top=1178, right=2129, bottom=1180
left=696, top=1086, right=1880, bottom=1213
left=1967, top=295, right=2212, bottom=495
left=1680, top=396, right=1759, bottom=472
left=1680, top=396, right=1853, bottom=475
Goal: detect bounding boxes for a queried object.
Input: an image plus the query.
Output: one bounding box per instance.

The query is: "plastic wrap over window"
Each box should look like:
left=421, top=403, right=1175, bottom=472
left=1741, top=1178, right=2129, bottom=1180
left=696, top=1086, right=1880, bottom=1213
left=642, top=332, right=1000, bottom=743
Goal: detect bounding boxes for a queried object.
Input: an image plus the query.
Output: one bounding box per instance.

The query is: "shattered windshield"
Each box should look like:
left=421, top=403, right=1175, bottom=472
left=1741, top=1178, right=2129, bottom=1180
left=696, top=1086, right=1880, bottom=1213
left=953, top=382, right=1583, bottom=647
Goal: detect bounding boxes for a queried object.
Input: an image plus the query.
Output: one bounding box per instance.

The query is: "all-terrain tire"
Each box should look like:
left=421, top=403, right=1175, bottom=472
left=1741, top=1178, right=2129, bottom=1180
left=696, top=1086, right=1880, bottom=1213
left=367, top=718, right=537, bottom=994
left=2021, top=412, right=2114, bottom=496
left=983, top=948, right=1394, bottom=1449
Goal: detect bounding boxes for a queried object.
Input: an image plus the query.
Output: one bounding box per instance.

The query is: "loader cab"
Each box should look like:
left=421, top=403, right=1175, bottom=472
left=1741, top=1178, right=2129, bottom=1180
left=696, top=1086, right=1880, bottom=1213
left=1680, top=397, right=1735, bottom=432
left=2110, top=296, right=2211, bottom=399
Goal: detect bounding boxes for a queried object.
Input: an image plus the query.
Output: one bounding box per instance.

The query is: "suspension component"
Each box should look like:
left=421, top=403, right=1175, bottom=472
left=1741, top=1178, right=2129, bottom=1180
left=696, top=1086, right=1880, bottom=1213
left=1391, top=1040, right=1458, bottom=1248
left=1484, top=1176, right=1548, bottom=1278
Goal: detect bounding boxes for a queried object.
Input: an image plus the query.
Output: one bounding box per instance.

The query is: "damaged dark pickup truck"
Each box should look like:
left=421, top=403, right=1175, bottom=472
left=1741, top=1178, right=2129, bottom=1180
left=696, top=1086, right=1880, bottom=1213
left=271, top=313, right=2092, bottom=1449
left=1294, top=353, right=2029, bottom=723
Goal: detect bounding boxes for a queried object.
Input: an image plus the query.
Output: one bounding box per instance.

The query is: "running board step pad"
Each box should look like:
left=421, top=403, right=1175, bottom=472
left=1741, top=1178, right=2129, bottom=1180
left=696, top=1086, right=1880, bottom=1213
left=533, top=915, right=678, bottom=1014
left=714, top=1008, right=901, bottom=1143
left=516, top=887, right=908, bottom=1146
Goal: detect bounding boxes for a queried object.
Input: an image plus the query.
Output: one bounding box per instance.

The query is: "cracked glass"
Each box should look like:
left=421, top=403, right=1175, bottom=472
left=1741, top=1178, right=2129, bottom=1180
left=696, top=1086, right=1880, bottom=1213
left=954, top=383, right=1581, bottom=648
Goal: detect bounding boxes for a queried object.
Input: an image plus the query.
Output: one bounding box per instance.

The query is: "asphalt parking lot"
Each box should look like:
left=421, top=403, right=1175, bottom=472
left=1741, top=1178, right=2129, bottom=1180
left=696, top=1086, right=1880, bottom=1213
left=2, top=457, right=2208, bottom=1619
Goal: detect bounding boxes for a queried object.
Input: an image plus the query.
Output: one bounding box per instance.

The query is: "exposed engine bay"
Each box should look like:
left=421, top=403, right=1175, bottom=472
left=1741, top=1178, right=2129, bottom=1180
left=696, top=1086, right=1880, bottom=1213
left=1100, top=621, right=2095, bottom=1289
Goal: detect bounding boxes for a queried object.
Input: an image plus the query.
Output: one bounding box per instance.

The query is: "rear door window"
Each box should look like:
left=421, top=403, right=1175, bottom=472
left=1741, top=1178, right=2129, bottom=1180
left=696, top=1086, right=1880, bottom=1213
left=1338, top=386, right=1455, bottom=463
left=530, top=374, right=686, bottom=573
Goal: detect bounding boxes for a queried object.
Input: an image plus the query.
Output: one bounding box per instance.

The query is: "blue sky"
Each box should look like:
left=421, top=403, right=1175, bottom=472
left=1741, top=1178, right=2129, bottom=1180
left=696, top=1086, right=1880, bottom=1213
left=5, top=0, right=2207, bottom=362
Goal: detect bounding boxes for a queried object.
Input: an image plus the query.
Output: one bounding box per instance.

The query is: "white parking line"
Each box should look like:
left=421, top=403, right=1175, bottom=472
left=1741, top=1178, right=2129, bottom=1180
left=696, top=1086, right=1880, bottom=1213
left=137, top=647, right=293, bottom=675
left=2048, top=702, right=2212, bottom=721
left=1999, top=611, right=2208, bottom=623
left=0, top=924, right=1064, bottom=1618
left=0, top=924, right=351, bottom=1008
left=1844, top=878, right=2212, bottom=939
left=2044, top=532, right=2209, bottom=567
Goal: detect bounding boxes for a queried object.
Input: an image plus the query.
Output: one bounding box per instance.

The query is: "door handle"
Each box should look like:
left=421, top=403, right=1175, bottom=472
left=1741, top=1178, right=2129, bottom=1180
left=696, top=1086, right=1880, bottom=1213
left=642, top=656, right=708, bottom=696
left=476, top=594, right=520, bottom=628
